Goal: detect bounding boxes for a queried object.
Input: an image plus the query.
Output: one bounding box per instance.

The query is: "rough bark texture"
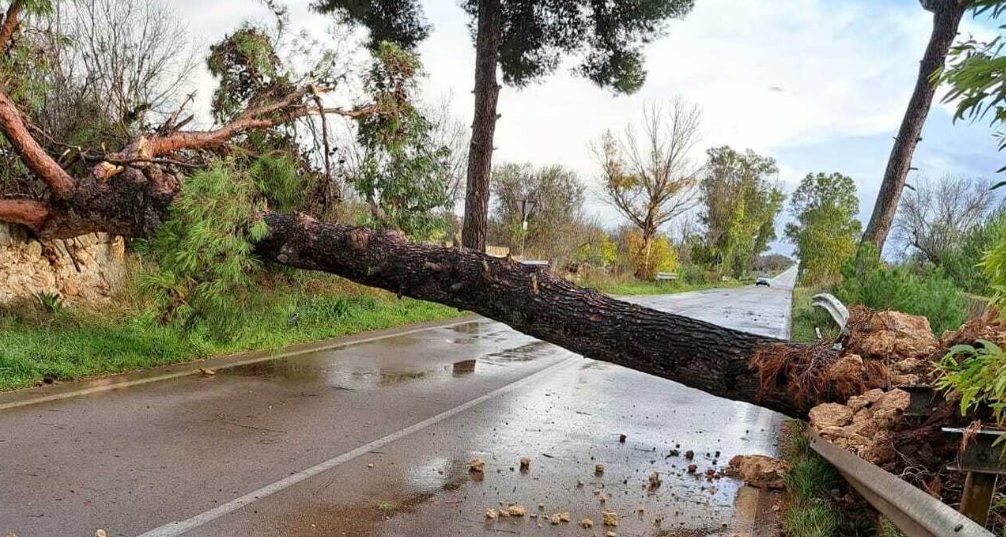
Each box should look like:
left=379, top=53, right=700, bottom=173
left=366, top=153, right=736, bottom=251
left=461, top=0, right=501, bottom=251
left=862, top=0, right=966, bottom=250
left=256, top=213, right=809, bottom=417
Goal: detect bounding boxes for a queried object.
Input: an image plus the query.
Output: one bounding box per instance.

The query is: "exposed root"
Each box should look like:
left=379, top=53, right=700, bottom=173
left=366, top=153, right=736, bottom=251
left=750, top=342, right=888, bottom=408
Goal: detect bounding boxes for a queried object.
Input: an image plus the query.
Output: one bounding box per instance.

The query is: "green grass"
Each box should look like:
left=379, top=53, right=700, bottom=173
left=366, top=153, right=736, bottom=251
left=789, top=286, right=842, bottom=344
left=780, top=420, right=881, bottom=537
left=0, top=274, right=463, bottom=392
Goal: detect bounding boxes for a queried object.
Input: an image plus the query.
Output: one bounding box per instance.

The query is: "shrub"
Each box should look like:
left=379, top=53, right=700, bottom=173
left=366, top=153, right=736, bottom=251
left=836, top=264, right=968, bottom=336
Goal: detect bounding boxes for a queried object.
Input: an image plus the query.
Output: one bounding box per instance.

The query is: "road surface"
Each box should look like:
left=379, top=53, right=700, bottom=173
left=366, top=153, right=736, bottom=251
left=0, top=268, right=797, bottom=536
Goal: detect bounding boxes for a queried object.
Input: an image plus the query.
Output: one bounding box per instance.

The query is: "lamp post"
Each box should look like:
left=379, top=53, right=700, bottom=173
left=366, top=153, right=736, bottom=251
left=519, top=198, right=537, bottom=259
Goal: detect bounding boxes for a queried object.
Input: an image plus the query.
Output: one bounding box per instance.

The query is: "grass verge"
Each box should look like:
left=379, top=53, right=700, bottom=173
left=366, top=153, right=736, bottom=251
left=0, top=273, right=463, bottom=392
left=789, top=286, right=841, bottom=344
left=780, top=420, right=894, bottom=537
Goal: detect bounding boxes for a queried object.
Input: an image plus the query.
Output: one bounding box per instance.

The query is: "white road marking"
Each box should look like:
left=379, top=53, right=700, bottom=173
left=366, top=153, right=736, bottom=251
left=134, top=356, right=580, bottom=537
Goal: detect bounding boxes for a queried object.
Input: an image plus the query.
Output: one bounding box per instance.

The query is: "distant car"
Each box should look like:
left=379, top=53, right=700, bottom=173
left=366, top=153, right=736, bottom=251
left=756, top=275, right=771, bottom=287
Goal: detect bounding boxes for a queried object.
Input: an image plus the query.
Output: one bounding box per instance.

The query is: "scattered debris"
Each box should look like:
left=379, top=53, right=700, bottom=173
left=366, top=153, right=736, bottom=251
left=576, top=479, right=584, bottom=487
left=485, top=507, right=497, bottom=519
left=725, top=454, right=791, bottom=490
left=581, top=518, right=594, bottom=528
left=468, top=457, right=485, bottom=473
left=548, top=513, right=561, bottom=525
left=558, top=511, right=572, bottom=522
left=602, top=510, right=618, bottom=527
left=648, top=471, right=661, bottom=489
left=811, top=388, right=910, bottom=465
left=507, top=504, right=526, bottom=517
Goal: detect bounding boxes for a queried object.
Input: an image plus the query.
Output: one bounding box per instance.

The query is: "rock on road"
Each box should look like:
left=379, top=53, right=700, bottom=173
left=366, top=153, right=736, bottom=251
left=0, top=267, right=797, bottom=536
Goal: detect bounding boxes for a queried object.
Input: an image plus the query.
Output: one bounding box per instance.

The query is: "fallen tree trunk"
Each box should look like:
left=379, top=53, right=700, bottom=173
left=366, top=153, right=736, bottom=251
left=257, top=213, right=809, bottom=417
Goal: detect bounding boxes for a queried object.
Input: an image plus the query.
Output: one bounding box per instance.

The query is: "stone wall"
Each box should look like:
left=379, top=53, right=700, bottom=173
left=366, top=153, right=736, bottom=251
left=0, top=223, right=128, bottom=303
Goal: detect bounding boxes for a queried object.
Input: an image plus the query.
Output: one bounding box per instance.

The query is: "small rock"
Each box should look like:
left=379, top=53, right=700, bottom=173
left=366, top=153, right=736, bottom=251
left=485, top=507, right=497, bottom=519
left=595, top=463, right=605, bottom=474
left=619, top=433, right=626, bottom=443
left=95, top=532, right=107, bottom=537
left=809, top=403, right=854, bottom=429
left=549, top=514, right=561, bottom=525
left=519, top=457, right=531, bottom=471
left=558, top=511, right=572, bottom=522
left=726, top=454, right=791, bottom=490
left=200, top=368, right=215, bottom=376
left=581, top=518, right=594, bottom=528
left=602, top=510, right=618, bottom=527
left=468, top=457, right=485, bottom=473
left=684, top=450, right=694, bottom=460
left=507, top=504, right=526, bottom=517
left=576, top=479, right=584, bottom=487
left=687, top=464, right=697, bottom=474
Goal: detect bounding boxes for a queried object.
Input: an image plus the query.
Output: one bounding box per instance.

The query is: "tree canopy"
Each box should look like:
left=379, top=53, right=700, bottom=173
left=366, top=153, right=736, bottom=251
left=785, top=172, right=862, bottom=285
left=699, top=146, right=784, bottom=278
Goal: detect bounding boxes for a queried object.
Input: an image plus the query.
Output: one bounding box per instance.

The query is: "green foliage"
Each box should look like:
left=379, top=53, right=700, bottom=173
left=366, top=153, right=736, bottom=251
left=140, top=164, right=268, bottom=337
left=576, top=229, right=618, bottom=269
left=785, top=172, right=861, bottom=286
left=318, top=0, right=694, bottom=94
left=34, top=291, right=64, bottom=315
left=351, top=43, right=454, bottom=240
left=615, top=228, right=678, bottom=279
left=936, top=209, right=1006, bottom=295
left=935, top=340, right=1006, bottom=423
left=836, top=246, right=969, bottom=335
left=980, top=215, right=1006, bottom=310
left=311, top=0, right=430, bottom=51
left=700, top=146, right=785, bottom=278
left=249, top=152, right=306, bottom=213
left=490, top=162, right=586, bottom=260
left=207, top=26, right=293, bottom=123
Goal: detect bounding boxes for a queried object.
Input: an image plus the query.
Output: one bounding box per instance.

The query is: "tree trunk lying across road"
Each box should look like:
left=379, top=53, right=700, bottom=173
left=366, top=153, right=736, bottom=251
left=258, top=213, right=808, bottom=417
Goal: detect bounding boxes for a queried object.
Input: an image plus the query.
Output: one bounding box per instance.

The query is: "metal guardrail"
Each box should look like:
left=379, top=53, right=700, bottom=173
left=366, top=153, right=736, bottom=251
left=806, top=428, right=993, bottom=537
left=811, top=292, right=849, bottom=330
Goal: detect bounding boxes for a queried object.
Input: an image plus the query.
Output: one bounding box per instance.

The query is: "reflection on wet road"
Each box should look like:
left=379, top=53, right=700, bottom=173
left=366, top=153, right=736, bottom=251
left=0, top=268, right=796, bottom=537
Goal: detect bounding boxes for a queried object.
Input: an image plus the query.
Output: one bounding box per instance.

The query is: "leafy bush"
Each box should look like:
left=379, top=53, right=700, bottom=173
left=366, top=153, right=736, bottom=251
left=139, top=163, right=269, bottom=337
left=837, top=247, right=968, bottom=335
left=935, top=339, right=1006, bottom=423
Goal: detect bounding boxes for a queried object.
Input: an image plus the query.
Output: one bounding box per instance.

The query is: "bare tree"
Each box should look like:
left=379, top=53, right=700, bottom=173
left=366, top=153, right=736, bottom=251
left=893, top=174, right=998, bottom=263
left=67, top=0, right=198, bottom=136
left=595, top=99, right=702, bottom=279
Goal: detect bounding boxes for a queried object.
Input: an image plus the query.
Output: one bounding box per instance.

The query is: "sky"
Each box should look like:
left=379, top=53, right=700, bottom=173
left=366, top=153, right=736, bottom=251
left=170, top=0, right=1005, bottom=256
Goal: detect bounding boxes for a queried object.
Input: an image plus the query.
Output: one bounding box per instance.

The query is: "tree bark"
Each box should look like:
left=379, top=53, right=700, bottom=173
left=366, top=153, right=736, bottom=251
left=461, top=0, right=502, bottom=252
left=861, top=0, right=966, bottom=250
left=256, top=213, right=809, bottom=417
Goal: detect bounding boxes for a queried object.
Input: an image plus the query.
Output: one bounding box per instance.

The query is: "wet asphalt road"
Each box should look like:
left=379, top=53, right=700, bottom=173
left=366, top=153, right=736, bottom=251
left=0, top=268, right=796, bottom=537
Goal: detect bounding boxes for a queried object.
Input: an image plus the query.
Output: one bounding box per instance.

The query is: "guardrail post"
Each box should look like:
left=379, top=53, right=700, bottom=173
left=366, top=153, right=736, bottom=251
left=943, top=427, right=1006, bottom=527
left=961, top=472, right=998, bottom=526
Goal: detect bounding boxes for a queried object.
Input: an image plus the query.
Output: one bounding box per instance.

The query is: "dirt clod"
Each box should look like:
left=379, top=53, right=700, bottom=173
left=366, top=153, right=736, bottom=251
left=602, top=510, right=618, bottom=527
left=485, top=507, right=497, bottom=519
left=519, top=457, right=531, bottom=471
left=468, top=457, right=485, bottom=473
left=581, top=518, right=594, bottom=528
left=507, top=504, right=526, bottom=517
left=595, top=463, right=605, bottom=474
left=687, top=464, right=697, bottom=474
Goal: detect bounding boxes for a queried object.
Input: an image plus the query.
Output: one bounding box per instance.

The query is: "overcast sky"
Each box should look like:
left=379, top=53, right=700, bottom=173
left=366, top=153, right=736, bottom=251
left=171, top=0, right=1003, bottom=256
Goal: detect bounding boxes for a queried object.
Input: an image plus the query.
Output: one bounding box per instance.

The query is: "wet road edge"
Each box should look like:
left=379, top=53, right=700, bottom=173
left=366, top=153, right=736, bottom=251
left=0, top=315, right=478, bottom=412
